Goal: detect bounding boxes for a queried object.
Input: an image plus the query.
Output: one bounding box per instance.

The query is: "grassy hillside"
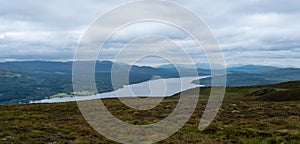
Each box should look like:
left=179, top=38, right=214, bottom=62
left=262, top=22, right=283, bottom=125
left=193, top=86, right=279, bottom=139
left=0, top=81, right=299, bottom=143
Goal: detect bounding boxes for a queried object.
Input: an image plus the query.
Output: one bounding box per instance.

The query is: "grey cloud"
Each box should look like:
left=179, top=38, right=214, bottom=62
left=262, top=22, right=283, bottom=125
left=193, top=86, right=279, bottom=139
left=231, top=0, right=300, bottom=14
left=0, top=0, right=299, bottom=67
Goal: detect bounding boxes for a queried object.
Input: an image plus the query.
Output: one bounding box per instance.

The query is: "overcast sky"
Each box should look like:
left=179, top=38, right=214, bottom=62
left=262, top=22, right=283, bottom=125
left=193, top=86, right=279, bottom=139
left=0, top=0, right=299, bottom=67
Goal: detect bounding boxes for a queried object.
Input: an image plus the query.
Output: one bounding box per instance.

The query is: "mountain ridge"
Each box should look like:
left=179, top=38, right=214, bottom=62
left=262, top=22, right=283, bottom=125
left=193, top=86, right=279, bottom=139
left=1, top=60, right=300, bottom=104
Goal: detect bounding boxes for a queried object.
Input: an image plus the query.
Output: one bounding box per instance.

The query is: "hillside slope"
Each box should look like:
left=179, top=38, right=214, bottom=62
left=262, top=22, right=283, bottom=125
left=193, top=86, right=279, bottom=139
left=0, top=81, right=299, bottom=143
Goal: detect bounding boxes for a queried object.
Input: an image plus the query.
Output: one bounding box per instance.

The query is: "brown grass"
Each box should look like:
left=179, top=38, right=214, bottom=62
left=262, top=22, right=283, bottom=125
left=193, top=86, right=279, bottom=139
left=0, top=81, right=299, bottom=143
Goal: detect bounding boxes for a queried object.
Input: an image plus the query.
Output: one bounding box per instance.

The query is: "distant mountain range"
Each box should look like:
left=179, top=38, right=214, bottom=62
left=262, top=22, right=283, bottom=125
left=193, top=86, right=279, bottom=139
left=227, top=65, right=279, bottom=73
left=0, top=61, right=300, bottom=104
left=193, top=65, right=300, bottom=86
left=0, top=61, right=180, bottom=104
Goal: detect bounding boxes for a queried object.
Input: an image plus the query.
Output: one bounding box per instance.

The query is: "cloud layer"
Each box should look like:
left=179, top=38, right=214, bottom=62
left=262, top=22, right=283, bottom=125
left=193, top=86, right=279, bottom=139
left=0, top=0, right=299, bottom=67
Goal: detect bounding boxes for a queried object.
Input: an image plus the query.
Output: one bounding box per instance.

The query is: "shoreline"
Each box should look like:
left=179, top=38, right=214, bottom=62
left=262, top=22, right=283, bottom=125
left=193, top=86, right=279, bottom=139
left=30, top=76, right=209, bottom=104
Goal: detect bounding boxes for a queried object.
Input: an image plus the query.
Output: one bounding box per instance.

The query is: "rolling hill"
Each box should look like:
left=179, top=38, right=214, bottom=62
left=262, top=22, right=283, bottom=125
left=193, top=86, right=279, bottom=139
left=193, top=67, right=300, bottom=86
left=0, top=61, right=179, bottom=104
left=0, top=81, right=299, bottom=143
left=1, top=61, right=300, bottom=104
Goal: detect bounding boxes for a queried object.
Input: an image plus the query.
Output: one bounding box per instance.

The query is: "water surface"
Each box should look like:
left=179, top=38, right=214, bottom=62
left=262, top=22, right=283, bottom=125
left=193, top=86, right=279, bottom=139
left=31, top=76, right=208, bottom=103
